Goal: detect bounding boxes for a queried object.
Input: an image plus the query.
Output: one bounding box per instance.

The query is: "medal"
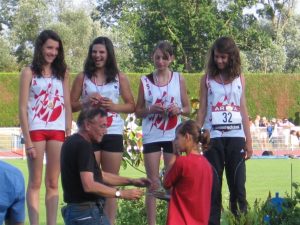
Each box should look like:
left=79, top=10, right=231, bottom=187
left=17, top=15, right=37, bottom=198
left=226, top=105, right=233, bottom=112
left=48, top=100, right=54, bottom=109
left=164, top=108, right=168, bottom=117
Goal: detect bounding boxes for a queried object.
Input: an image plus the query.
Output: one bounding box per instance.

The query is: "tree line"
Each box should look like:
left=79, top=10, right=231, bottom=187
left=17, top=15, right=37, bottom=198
left=0, top=0, right=299, bottom=73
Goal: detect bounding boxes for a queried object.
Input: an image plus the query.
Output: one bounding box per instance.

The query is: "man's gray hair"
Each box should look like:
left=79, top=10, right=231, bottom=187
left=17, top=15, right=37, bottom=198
left=77, top=107, right=107, bottom=128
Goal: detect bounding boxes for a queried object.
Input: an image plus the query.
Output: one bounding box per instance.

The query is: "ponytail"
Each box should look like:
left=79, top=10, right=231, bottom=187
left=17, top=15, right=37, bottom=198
left=176, top=120, right=210, bottom=151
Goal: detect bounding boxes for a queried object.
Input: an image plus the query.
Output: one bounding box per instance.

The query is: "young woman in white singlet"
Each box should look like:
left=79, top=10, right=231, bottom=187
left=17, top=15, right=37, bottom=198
left=197, top=37, right=253, bottom=225
left=19, top=30, right=72, bottom=225
left=70, top=36, right=135, bottom=225
left=135, top=40, right=190, bottom=225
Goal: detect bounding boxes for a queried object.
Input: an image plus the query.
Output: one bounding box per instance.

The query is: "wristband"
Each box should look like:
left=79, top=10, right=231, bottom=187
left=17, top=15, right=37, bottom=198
left=26, top=146, right=35, bottom=151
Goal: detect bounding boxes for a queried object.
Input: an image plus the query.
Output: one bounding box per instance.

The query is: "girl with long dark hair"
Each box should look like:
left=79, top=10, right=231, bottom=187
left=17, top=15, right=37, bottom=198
left=70, top=36, right=135, bottom=225
left=19, top=29, right=72, bottom=225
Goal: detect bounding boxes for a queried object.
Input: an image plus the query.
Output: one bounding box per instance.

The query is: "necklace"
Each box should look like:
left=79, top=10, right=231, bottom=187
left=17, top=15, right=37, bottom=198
left=154, top=71, right=171, bottom=117
left=93, top=76, right=105, bottom=94
left=154, top=71, right=170, bottom=104
left=219, top=74, right=233, bottom=111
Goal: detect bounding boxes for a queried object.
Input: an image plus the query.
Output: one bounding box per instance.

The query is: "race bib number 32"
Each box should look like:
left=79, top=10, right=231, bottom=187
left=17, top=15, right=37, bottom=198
left=211, top=106, right=242, bottom=130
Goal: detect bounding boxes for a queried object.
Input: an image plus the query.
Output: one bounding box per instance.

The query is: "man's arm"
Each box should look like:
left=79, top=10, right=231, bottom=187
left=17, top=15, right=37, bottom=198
left=80, top=171, right=149, bottom=199
left=102, top=171, right=151, bottom=187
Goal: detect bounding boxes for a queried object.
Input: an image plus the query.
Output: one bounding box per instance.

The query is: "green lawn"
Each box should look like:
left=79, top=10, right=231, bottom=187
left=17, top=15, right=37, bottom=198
left=3, top=158, right=300, bottom=225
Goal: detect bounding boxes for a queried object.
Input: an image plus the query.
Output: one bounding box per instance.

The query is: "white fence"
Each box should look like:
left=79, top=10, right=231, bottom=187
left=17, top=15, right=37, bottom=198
left=0, top=126, right=299, bottom=158
left=251, top=126, right=300, bottom=151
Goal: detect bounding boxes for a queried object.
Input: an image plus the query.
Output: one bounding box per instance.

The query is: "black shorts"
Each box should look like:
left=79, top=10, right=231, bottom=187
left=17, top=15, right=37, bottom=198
left=92, top=134, right=124, bottom=153
left=143, top=141, right=174, bottom=154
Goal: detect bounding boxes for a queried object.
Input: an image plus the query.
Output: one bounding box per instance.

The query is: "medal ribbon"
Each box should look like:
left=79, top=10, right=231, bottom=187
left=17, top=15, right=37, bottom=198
left=219, top=74, right=233, bottom=109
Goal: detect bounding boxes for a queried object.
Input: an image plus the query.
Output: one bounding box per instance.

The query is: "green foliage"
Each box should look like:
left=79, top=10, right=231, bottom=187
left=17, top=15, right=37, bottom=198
left=0, top=0, right=18, bottom=30
left=0, top=36, right=18, bottom=71
left=49, top=9, right=103, bottom=72
left=222, top=200, right=265, bottom=225
left=122, top=116, right=144, bottom=173
left=245, top=42, right=287, bottom=73
left=0, top=73, right=300, bottom=126
left=0, top=73, right=20, bottom=126
left=93, top=0, right=300, bottom=73
left=261, top=183, right=300, bottom=225
left=1, top=0, right=300, bottom=73
left=10, top=0, right=50, bottom=67
left=283, top=14, right=300, bottom=72
left=222, top=183, right=300, bottom=225
left=116, top=197, right=167, bottom=225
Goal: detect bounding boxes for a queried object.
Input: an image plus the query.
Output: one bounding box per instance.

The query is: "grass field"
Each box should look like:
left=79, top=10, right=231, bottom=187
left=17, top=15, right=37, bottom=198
left=3, top=158, right=300, bottom=225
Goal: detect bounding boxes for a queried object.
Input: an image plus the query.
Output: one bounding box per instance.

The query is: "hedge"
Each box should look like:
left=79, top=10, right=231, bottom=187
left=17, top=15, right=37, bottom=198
left=1, top=73, right=299, bottom=126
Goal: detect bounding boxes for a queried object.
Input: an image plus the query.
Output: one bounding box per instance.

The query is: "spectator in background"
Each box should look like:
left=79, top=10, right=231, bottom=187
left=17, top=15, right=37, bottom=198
left=290, top=130, right=299, bottom=149
left=279, top=118, right=295, bottom=128
left=279, top=118, right=295, bottom=147
left=254, top=115, right=260, bottom=127
left=269, top=118, right=279, bottom=148
left=249, top=117, right=257, bottom=138
left=0, top=160, right=25, bottom=225
left=258, top=117, right=268, bottom=150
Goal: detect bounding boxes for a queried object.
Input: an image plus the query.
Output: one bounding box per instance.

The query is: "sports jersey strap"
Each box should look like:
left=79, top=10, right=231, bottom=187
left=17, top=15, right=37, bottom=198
left=145, top=73, right=154, bottom=83
left=239, top=74, right=244, bottom=90
left=205, top=74, right=209, bottom=88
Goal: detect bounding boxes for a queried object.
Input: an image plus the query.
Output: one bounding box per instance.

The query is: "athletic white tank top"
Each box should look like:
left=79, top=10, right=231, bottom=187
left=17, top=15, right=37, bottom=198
left=28, top=75, right=66, bottom=131
left=203, top=75, right=245, bottom=138
left=141, top=72, right=182, bottom=144
left=82, top=75, right=124, bottom=135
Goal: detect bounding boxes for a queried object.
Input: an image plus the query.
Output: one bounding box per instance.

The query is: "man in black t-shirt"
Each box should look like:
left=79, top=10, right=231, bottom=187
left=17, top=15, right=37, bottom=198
left=61, top=108, right=150, bottom=225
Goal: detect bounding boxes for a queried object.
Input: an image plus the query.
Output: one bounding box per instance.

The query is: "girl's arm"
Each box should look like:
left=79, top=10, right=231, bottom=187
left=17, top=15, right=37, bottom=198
left=19, top=67, right=36, bottom=158
left=167, top=74, right=190, bottom=116
left=196, top=75, right=208, bottom=127
left=179, top=74, right=191, bottom=116
left=63, top=70, right=72, bottom=136
left=70, top=72, right=84, bottom=112
left=240, top=74, right=253, bottom=159
left=135, top=80, right=148, bottom=118
left=102, top=73, right=135, bottom=113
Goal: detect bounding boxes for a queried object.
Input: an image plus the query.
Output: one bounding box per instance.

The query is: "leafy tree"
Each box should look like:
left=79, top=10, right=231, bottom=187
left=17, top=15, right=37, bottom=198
left=94, top=0, right=276, bottom=72
left=0, top=35, right=18, bottom=71
left=0, top=0, right=19, bottom=31
left=246, top=42, right=286, bottom=73
left=49, top=9, right=102, bottom=72
left=10, top=0, right=49, bottom=67
left=282, top=14, right=300, bottom=72
left=256, top=0, right=296, bottom=40
left=244, top=0, right=298, bottom=73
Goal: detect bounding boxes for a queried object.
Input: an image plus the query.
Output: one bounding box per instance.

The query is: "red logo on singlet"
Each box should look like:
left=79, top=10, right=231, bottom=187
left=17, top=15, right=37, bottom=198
left=148, top=92, right=178, bottom=133
left=32, top=82, right=63, bottom=123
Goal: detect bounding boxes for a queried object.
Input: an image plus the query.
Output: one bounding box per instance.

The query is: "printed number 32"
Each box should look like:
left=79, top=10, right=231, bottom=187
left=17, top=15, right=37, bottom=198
left=222, top=112, right=232, bottom=123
